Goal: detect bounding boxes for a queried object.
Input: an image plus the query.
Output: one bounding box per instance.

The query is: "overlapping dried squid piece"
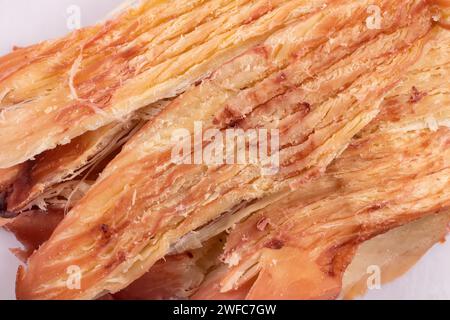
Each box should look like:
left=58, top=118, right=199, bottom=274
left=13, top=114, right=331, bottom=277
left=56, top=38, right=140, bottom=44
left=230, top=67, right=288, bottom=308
left=341, top=212, right=450, bottom=299
left=193, top=212, right=450, bottom=300
left=190, top=26, right=450, bottom=300
left=5, top=120, right=142, bottom=213
left=15, top=0, right=433, bottom=299
left=4, top=209, right=65, bottom=262
left=0, top=166, right=23, bottom=191
left=0, top=0, right=333, bottom=168
left=4, top=194, right=225, bottom=300
left=191, top=264, right=255, bottom=300
left=0, top=166, right=25, bottom=226
left=217, top=129, right=450, bottom=299
left=212, top=37, right=450, bottom=299
left=2, top=181, right=98, bottom=261
left=114, top=234, right=225, bottom=300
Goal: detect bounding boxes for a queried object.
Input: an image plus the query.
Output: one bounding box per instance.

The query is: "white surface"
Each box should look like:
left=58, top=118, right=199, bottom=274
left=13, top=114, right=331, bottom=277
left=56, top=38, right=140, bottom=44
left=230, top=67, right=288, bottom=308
left=363, top=240, right=450, bottom=300
left=0, top=0, right=121, bottom=55
left=0, top=230, right=22, bottom=300
left=0, top=0, right=449, bottom=300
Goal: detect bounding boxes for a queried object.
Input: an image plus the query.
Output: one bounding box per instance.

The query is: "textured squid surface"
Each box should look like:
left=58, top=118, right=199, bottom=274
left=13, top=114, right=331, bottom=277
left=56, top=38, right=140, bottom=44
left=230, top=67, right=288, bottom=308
left=0, top=0, right=338, bottom=168
left=202, top=27, right=450, bottom=299
left=4, top=121, right=139, bottom=213
left=192, top=212, right=450, bottom=299
left=15, top=0, right=435, bottom=299
left=113, top=234, right=225, bottom=300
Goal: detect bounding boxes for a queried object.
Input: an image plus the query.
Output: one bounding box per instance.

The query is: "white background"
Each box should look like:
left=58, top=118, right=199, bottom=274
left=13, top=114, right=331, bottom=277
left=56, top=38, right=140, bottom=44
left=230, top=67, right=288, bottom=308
left=0, top=0, right=449, bottom=300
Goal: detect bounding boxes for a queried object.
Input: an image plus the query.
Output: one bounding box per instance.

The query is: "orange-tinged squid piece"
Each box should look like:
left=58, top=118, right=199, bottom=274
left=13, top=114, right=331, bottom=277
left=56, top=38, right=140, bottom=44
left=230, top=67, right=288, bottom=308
left=0, top=0, right=334, bottom=168
left=16, top=0, right=434, bottom=299
left=214, top=30, right=450, bottom=298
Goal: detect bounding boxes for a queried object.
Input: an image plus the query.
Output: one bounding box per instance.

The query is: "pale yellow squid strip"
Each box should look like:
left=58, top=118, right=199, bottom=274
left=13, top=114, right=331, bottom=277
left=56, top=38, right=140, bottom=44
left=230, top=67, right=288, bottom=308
left=0, top=0, right=331, bottom=168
